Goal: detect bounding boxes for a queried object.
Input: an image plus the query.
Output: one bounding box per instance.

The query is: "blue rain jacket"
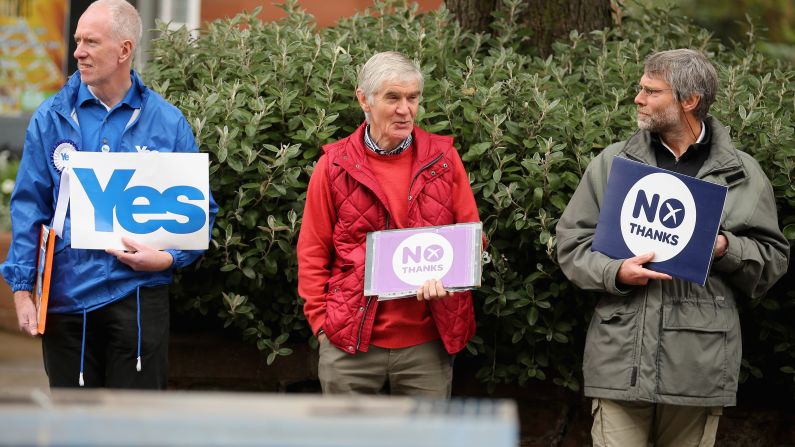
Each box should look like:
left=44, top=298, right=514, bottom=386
left=1, top=71, right=218, bottom=314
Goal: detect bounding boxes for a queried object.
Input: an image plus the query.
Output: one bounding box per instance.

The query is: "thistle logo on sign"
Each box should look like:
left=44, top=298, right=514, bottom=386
left=392, top=233, right=454, bottom=285
left=619, top=173, right=697, bottom=262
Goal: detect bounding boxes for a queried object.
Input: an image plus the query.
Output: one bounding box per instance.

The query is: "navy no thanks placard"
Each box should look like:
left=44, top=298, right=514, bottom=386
left=592, top=156, right=728, bottom=285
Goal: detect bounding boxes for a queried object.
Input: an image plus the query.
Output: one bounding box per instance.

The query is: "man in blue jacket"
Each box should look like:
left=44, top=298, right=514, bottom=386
left=0, top=0, right=216, bottom=389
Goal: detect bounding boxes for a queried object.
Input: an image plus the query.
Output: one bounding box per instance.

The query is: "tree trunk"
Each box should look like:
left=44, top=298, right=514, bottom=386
left=522, top=0, right=613, bottom=54
left=444, top=0, right=498, bottom=35
left=445, top=0, right=614, bottom=55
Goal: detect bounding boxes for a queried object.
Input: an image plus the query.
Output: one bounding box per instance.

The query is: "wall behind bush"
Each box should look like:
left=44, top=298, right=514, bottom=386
left=146, top=0, right=795, bottom=394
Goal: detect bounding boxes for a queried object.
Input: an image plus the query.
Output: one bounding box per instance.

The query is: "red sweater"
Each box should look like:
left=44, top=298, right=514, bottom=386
left=298, top=138, right=479, bottom=349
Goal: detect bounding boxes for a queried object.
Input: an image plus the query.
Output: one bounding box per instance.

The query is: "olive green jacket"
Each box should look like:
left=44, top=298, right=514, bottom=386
left=556, top=117, right=790, bottom=407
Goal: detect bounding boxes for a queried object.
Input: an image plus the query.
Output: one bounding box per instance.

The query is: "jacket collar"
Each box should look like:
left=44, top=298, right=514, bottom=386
left=76, top=77, right=142, bottom=110
left=621, top=116, right=746, bottom=186
left=52, top=70, right=149, bottom=118
left=324, top=122, right=445, bottom=213
left=328, top=122, right=440, bottom=166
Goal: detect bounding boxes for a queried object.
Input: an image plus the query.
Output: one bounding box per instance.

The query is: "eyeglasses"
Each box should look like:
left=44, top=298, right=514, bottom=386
left=637, top=86, right=672, bottom=97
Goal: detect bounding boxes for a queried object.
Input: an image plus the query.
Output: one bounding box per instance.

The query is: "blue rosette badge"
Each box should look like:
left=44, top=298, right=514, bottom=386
left=52, top=140, right=78, bottom=172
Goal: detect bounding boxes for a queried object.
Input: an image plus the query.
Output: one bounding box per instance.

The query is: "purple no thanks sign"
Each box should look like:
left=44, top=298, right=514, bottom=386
left=364, top=222, right=483, bottom=300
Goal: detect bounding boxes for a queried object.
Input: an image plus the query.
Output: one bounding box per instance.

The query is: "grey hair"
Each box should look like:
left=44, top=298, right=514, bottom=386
left=644, top=49, right=718, bottom=120
left=88, top=0, right=142, bottom=51
left=357, top=51, right=424, bottom=105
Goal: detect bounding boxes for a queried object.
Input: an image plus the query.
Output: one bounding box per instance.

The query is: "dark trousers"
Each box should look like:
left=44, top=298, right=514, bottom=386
left=42, top=285, right=170, bottom=389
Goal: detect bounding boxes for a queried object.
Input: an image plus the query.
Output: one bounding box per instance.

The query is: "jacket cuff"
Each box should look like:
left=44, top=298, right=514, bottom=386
left=604, top=258, right=632, bottom=296
left=164, top=249, right=181, bottom=269
left=11, top=282, right=33, bottom=293
left=1, top=264, right=36, bottom=293
left=712, top=231, right=742, bottom=274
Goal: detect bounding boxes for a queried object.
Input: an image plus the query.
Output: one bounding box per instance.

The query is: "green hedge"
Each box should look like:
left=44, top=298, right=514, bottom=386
left=0, top=151, right=19, bottom=232
left=146, top=0, right=795, bottom=393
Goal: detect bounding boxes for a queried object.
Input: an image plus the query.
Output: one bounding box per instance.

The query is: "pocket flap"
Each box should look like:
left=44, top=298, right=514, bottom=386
left=594, top=298, right=637, bottom=323
left=663, top=301, right=730, bottom=332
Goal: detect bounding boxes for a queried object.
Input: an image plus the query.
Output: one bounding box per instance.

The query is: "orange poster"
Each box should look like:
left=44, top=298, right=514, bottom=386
left=0, top=0, right=67, bottom=116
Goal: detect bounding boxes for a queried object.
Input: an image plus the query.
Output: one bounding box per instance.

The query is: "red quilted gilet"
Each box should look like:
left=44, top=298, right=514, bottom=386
left=321, top=123, right=476, bottom=355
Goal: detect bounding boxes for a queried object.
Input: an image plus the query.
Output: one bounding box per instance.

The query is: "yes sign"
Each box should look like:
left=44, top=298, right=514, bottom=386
left=69, top=152, right=209, bottom=250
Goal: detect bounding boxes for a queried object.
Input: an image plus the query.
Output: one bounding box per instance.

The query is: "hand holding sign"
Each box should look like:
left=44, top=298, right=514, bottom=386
left=68, top=152, right=210, bottom=250
left=713, top=234, right=728, bottom=259
left=416, top=278, right=452, bottom=301
left=106, top=237, right=174, bottom=272
left=617, top=251, right=673, bottom=286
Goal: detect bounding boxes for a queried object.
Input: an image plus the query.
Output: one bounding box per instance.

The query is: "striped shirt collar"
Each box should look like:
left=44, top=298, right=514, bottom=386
left=363, top=124, right=413, bottom=156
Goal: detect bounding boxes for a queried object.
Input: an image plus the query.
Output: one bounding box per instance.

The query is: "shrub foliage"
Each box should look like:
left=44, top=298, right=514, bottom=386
left=146, top=0, right=795, bottom=393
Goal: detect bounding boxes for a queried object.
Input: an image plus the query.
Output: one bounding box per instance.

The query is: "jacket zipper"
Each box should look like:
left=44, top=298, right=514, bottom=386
left=355, top=296, right=373, bottom=351
left=408, top=153, right=444, bottom=196
left=354, top=155, right=441, bottom=351
left=632, top=281, right=650, bottom=396
left=623, top=136, right=744, bottom=397
left=354, top=201, right=392, bottom=351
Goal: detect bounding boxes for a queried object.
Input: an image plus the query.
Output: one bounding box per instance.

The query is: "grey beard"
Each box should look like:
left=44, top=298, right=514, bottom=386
left=637, top=106, right=680, bottom=133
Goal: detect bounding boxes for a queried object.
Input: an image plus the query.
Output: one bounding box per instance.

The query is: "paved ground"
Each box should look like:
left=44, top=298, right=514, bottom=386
left=1, top=328, right=794, bottom=446
left=0, top=330, right=48, bottom=394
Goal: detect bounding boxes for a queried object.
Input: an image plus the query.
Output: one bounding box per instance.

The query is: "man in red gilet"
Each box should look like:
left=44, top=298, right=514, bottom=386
left=297, top=51, right=481, bottom=397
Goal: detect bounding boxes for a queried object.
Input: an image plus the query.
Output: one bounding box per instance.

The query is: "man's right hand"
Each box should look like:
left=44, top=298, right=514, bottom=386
left=617, top=252, right=672, bottom=286
left=13, top=291, right=38, bottom=336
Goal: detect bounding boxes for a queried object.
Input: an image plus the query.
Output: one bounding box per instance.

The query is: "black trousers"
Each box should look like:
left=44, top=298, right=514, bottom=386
left=42, top=285, right=170, bottom=389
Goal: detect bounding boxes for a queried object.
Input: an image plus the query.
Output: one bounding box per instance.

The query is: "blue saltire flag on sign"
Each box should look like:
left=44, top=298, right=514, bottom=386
left=592, top=156, right=728, bottom=285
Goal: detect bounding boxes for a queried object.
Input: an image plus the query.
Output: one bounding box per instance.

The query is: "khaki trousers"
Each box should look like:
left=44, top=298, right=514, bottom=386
left=591, top=398, right=722, bottom=447
left=318, top=338, right=453, bottom=398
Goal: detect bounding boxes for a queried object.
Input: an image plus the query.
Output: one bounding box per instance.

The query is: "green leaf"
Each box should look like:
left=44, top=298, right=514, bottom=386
left=466, top=142, right=491, bottom=159
left=783, top=224, right=795, bottom=241
left=275, top=333, right=289, bottom=345
left=527, top=306, right=539, bottom=326
left=761, top=299, right=780, bottom=311
left=532, top=187, right=543, bottom=208
left=549, top=195, right=568, bottom=211
left=539, top=231, right=550, bottom=244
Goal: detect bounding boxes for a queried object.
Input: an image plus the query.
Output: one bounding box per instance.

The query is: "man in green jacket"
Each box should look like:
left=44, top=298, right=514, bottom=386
left=556, top=49, right=789, bottom=446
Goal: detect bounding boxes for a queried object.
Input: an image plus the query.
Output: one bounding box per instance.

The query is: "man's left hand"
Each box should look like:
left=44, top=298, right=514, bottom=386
left=713, top=234, right=728, bottom=259
left=106, top=238, right=173, bottom=272
left=416, top=279, right=452, bottom=301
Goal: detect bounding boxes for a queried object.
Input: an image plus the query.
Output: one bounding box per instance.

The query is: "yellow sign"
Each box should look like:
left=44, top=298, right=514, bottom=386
left=0, top=0, right=67, bottom=116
